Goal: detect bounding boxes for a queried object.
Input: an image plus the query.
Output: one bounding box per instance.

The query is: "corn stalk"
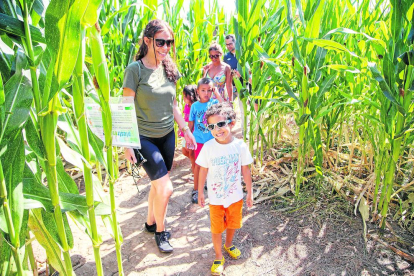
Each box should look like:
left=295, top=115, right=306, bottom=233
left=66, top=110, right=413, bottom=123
left=88, top=23, right=124, bottom=275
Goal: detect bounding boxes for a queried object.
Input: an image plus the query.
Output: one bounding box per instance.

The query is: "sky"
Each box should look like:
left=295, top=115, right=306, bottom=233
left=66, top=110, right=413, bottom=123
left=169, top=0, right=236, bottom=16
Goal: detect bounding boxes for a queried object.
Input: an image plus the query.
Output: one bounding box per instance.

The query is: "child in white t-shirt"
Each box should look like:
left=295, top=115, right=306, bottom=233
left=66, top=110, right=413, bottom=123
left=196, top=102, right=253, bottom=275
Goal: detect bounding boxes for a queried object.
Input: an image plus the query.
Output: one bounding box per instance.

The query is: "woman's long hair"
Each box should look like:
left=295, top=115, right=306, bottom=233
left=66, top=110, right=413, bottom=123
left=135, top=19, right=179, bottom=83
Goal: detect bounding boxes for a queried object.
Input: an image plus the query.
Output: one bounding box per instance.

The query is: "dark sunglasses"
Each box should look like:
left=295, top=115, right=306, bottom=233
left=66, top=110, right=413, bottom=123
left=207, top=120, right=231, bottom=131
left=154, top=38, right=174, bottom=47
left=209, top=54, right=221, bottom=59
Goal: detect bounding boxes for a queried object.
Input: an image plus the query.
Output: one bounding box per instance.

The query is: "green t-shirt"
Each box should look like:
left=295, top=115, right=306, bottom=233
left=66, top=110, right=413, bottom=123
left=123, top=61, right=177, bottom=138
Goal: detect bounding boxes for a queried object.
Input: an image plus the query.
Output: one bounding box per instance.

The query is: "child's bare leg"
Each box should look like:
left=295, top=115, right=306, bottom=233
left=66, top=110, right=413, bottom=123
left=193, top=164, right=200, bottom=190
left=189, top=150, right=195, bottom=174
left=182, top=147, right=195, bottom=176
left=212, top=233, right=223, bottom=259
left=182, top=147, right=190, bottom=158
left=225, top=229, right=236, bottom=247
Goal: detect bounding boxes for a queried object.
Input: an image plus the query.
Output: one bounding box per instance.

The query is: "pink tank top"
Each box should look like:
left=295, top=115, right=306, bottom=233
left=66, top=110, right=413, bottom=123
left=179, top=104, right=191, bottom=137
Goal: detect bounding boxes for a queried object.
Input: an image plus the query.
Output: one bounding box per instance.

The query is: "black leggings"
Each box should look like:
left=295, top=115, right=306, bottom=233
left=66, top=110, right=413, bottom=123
left=134, top=130, right=175, bottom=181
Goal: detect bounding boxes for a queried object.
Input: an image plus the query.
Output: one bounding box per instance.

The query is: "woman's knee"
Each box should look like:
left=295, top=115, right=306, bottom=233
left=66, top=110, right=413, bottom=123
left=152, top=174, right=173, bottom=198
left=157, top=184, right=173, bottom=198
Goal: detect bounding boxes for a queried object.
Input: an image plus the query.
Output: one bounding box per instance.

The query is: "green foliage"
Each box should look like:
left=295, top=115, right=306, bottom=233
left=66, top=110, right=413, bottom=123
left=0, top=0, right=413, bottom=274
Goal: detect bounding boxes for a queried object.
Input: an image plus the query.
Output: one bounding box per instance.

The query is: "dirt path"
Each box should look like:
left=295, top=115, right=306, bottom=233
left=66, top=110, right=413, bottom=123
left=35, top=114, right=414, bottom=275
left=67, top=152, right=413, bottom=275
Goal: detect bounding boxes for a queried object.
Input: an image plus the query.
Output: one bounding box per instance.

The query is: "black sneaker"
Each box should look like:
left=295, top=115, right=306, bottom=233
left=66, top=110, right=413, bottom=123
left=155, top=231, right=173, bottom=253
left=145, top=223, right=171, bottom=239
left=191, top=190, right=198, bottom=204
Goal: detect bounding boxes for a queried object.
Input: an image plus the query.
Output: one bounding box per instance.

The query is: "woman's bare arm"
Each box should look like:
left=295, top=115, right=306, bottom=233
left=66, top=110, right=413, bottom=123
left=225, top=65, right=233, bottom=102
left=123, top=87, right=137, bottom=163
left=123, top=87, right=136, bottom=97
left=173, top=99, right=197, bottom=150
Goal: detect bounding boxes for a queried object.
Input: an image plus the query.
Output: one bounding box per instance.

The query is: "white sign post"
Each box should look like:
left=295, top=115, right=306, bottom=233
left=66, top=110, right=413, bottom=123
left=85, top=96, right=141, bottom=149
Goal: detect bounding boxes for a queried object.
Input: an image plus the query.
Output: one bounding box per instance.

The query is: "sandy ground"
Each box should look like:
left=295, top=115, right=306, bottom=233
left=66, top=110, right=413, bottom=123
left=34, top=112, right=414, bottom=276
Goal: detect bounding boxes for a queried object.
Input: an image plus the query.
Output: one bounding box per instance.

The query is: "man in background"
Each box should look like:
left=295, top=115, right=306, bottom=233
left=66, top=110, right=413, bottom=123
left=223, top=34, right=257, bottom=138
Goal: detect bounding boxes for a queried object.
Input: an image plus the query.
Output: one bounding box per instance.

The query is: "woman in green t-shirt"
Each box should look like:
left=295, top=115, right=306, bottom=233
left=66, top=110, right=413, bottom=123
left=123, top=19, right=196, bottom=253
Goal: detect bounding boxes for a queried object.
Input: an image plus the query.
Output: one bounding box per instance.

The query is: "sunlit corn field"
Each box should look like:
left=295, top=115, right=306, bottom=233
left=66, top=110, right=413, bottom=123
left=0, top=0, right=413, bottom=275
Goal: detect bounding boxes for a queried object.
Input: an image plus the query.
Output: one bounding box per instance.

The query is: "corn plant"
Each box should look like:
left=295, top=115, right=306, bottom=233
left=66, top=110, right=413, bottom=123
left=0, top=0, right=116, bottom=274
left=367, top=0, right=414, bottom=227
left=88, top=22, right=124, bottom=275
left=234, top=0, right=265, bottom=142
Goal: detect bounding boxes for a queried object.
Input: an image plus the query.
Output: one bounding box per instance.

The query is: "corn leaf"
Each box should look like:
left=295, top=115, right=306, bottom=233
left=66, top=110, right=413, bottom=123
left=313, top=73, right=337, bottom=110
left=28, top=209, right=67, bottom=275
left=368, top=62, right=405, bottom=114
left=308, top=119, right=323, bottom=176
left=56, top=159, right=79, bottom=195
left=322, top=64, right=360, bottom=74
left=0, top=207, right=6, bottom=233
left=295, top=0, right=306, bottom=29
left=88, top=126, right=107, bottom=170
left=284, top=0, right=296, bottom=35
left=0, top=73, right=4, bottom=107
left=57, top=136, right=91, bottom=170
left=305, top=0, right=325, bottom=55
left=23, top=173, right=111, bottom=217
left=82, top=0, right=103, bottom=28
left=0, top=12, right=45, bottom=43
left=390, top=0, right=404, bottom=45
left=0, top=232, right=11, bottom=275
left=1, top=64, right=33, bottom=141
left=101, top=5, right=132, bottom=36
left=307, top=38, right=359, bottom=58
left=297, top=114, right=311, bottom=126
left=274, top=64, right=300, bottom=103
left=1, top=133, right=25, bottom=244
left=24, top=116, right=46, bottom=161
left=0, top=74, right=4, bottom=125
left=45, top=0, right=89, bottom=101
left=408, top=4, right=414, bottom=44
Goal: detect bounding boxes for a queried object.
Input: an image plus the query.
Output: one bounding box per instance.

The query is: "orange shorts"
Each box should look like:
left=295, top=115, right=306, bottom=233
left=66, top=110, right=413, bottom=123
left=209, top=200, right=243, bottom=234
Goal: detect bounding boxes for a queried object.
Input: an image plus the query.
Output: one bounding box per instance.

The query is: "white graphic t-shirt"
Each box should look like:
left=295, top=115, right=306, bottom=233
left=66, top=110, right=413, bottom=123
left=196, top=138, right=253, bottom=208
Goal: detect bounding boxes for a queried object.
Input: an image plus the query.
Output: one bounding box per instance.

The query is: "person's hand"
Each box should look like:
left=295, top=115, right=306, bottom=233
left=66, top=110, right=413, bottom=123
left=233, top=69, right=241, bottom=78
left=198, top=192, right=205, bottom=208
left=246, top=192, right=253, bottom=208
left=213, top=87, right=219, bottom=95
left=203, top=64, right=211, bottom=72
left=124, top=148, right=137, bottom=163
left=184, top=129, right=197, bottom=150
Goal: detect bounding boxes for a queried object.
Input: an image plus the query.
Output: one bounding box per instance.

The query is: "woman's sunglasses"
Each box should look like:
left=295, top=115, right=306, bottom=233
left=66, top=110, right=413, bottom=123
left=206, top=120, right=231, bottom=131
left=154, top=38, right=174, bottom=47
left=209, top=54, right=221, bottom=59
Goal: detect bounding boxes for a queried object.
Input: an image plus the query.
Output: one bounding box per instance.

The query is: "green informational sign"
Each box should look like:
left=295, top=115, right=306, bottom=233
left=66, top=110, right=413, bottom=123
left=85, top=96, right=141, bottom=148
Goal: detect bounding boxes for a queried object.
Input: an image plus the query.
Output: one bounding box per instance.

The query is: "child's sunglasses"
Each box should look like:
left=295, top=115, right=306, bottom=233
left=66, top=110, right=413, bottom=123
left=154, top=38, right=174, bottom=47
left=206, top=120, right=231, bottom=131
left=209, top=54, right=221, bottom=59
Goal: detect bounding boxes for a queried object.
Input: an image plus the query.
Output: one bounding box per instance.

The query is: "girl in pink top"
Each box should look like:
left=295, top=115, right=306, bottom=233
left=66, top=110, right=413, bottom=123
left=180, top=85, right=197, bottom=176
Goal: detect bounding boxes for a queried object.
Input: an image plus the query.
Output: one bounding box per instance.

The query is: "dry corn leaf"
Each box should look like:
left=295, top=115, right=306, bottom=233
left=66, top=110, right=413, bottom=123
left=255, top=194, right=279, bottom=204
left=277, top=186, right=290, bottom=196
left=253, top=188, right=261, bottom=199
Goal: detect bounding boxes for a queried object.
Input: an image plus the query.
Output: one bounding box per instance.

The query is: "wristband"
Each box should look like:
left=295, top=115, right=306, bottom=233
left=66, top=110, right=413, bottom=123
left=181, top=125, right=189, bottom=132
